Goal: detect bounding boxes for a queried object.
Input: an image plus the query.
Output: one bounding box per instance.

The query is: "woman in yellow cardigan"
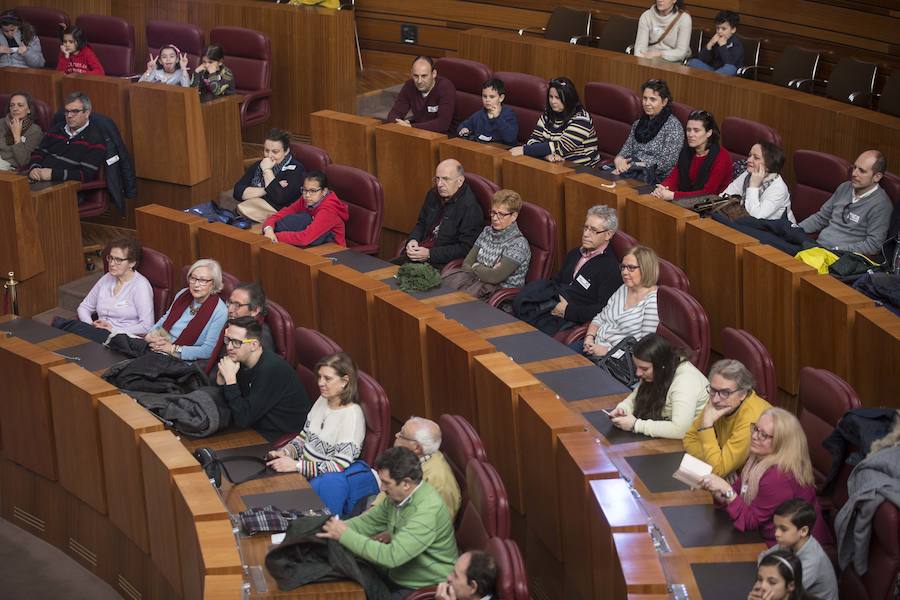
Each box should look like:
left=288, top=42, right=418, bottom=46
left=683, top=359, right=772, bottom=477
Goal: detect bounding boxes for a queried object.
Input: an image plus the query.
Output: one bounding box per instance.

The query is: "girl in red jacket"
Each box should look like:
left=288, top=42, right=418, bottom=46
left=262, top=171, right=349, bottom=248
left=56, top=25, right=105, bottom=76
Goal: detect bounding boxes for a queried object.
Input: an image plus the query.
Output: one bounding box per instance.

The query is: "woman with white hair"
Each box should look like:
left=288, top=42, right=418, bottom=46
left=144, top=258, right=227, bottom=361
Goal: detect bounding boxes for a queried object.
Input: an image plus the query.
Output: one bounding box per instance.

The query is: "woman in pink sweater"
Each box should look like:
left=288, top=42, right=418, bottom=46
left=56, top=25, right=105, bottom=76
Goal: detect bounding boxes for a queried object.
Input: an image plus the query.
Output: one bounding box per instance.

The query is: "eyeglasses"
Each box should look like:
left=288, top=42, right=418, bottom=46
left=750, top=422, right=773, bottom=442
left=106, top=255, right=129, bottom=265
left=225, top=301, right=251, bottom=310
left=490, top=209, right=515, bottom=219
left=301, top=187, right=323, bottom=195
left=188, top=276, right=213, bottom=286
left=223, top=336, right=258, bottom=349
left=432, top=176, right=459, bottom=185
left=619, top=263, right=640, bottom=272
left=583, top=225, right=610, bottom=236
left=707, top=385, right=738, bottom=399
left=63, top=108, right=86, bottom=115
left=395, top=430, right=417, bottom=443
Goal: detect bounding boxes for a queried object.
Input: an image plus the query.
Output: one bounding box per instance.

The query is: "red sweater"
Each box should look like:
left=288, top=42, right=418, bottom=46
left=661, top=149, right=733, bottom=199
left=56, top=45, right=105, bottom=76
left=264, top=191, right=349, bottom=247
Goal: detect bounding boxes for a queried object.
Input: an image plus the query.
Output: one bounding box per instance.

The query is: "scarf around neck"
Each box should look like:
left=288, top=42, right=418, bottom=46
left=677, top=143, right=721, bottom=192
left=251, top=152, right=293, bottom=188
left=634, top=106, right=672, bottom=144
left=4, top=114, right=34, bottom=146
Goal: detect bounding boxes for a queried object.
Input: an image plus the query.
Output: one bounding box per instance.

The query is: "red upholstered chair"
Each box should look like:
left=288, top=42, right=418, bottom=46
left=720, top=327, right=778, bottom=403
left=75, top=14, right=135, bottom=77
left=294, top=362, right=318, bottom=407
left=879, top=170, right=900, bottom=205
left=146, top=20, right=204, bottom=70
left=263, top=300, right=294, bottom=365
left=584, top=82, right=642, bottom=160
left=138, top=247, right=173, bottom=321
left=209, top=26, right=272, bottom=128
left=465, top=172, right=499, bottom=221
left=14, top=6, right=68, bottom=68
left=496, top=71, right=548, bottom=144
left=486, top=202, right=557, bottom=308
left=456, top=460, right=511, bottom=553
left=293, top=326, right=343, bottom=371
left=838, top=502, right=900, bottom=600
left=658, top=258, right=690, bottom=293
left=657, top=285, right=710, bottom=372
left=434, top=57, right=493, bottom=132
left=791, top=150, right=852, bottom=223
left=721, top=117, right=783, bottom=163
left=357, top=370, right=391, bottom=465
left=290, top=142, right=332, bottom=174
left=78, top=165, right=111, bottom=219
left=325, top=163, right=383, bottom=255
left=0, top=93, right=52, bottom=132
left=671, top=100, right=696, bottom=127
left=610, top=229, right=638, bottom=259
left=438, top=414, right=488, bottom=525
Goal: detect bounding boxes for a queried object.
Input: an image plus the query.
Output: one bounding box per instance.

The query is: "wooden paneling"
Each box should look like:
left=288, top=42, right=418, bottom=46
left=310, top=110, right=382, bottom=174
left=1, top=458, right=68, bottom=549
left=135, top=204, right=207, bottom=291
left=564, top=174, right=636, bottom=249
left=439, top=138, right=507, bottom=186
left=48, top=364, right=120, bottom=514
left=625, top=195, right=699, bottom=268
left=196, top=221, right=269, bottom=283
left=0, top=173, right=44, bottom=282
left=0, top=67, right=63, bottom=108
left=66, top=492, right=117, bottom=583
left=849, top=307, right=900, bottom=408
left=259, top=244, right=332, bottom=331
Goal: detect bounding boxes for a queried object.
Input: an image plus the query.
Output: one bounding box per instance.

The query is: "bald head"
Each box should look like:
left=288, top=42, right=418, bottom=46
left=411, top=57, right=437, bottom=94
left=395, top=417, right=441, bottom=456
left=851, top=150, right=885, bottom=191
left=434, top=159, right=465, bottom=199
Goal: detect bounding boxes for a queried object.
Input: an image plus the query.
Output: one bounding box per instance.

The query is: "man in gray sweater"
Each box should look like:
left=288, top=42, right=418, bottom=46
left=798, top=150, right=892, bottom=256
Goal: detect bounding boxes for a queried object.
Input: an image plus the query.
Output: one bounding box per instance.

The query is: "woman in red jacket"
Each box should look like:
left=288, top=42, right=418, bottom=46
left=651, top=110, right=731, bottom=201
left=262, top=170, right=349, bottom=248
left=56, top=25, right=104, bottom=76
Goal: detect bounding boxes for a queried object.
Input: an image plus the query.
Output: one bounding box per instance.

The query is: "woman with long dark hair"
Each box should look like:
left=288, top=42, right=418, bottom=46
left=652, top=110, right=732, bottom=201
left=608, top=334, right=709, bottom=439
left=510, top=76, right=600, bottom=167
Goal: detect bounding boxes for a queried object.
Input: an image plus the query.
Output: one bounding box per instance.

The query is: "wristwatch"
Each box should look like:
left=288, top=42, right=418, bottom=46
left=724, top=489, right=736, bottom=501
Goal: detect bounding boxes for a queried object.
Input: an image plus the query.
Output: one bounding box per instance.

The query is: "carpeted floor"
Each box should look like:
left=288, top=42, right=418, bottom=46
left=0, top=517, right=119, bottom=599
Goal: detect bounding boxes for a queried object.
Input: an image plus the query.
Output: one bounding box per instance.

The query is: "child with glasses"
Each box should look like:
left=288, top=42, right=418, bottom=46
left=261, top=170, right=349, bottom=248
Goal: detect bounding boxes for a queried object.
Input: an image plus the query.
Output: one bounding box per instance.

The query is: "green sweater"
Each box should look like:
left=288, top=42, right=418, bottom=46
left=339, top=481, right=458, bottom=588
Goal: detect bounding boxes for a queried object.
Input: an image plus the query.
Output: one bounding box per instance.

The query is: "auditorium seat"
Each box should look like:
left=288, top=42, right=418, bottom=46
left=791, top=149, right=852, bottom=223
left=356, top=370, right=391, bottom=464
left=583, top=82, right=641, bottom=160
left=720, top=327, right=778, bottom=403
left=264, top=299, right=295, bottom=365
left=685, top=28, right=704, bottom=63
left=838, top=502, right=900, bottom=600
left=721, top=117, right=783, bottom=163
left=75, top=14, right=135, bottom=77
left=146, top=20, right=204, bottom=69
left=456, top=460, right=511, bottom=553
left=486, top=201, right=557, bottom=307
left=78, top=166, right=111, bottom=219
left=325, top=163, right=384, bottom=255
left=209, top=26, right=272, bottom=128
left=657, top=285, right=710, bottom=372
left=0, top=93, right=53, bottom=136
left=610, top=230, right=638, bottom=260
left=437, top=414, right=488, bottom=520
left=496, top=71, right=548, bottom=144
left=466, top=172, right=500, bottom=222
left=671, top=101, right=696, bottom=127
left=879, top=170, right=900, bottom=205
left=293, top=327, right=343, bottom=371
left=737, top=36, right=763, bottom=80
left=434, top=57, right=493, bottom=131
left=791, top=56, right=878, bottom=107
left=14, top=6, right=68, bottom=68
left=658, top=258, right=690, bottom=293
left=797, top=366, right=861, bottom=489
left=516, top=7, right=592, bottom=45
left=877, top=71, right=900, bottom=118
left=740, top=45, right=820, bottom=89
left=138, top=247, right=173, bottom=321
left=592, top=14, right=638, bottom=54
left=290, top=141, right=332, bottom=174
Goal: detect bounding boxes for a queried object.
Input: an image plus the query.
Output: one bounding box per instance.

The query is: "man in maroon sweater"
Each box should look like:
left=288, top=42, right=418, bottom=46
left=386, top=55, right=457, bottom=135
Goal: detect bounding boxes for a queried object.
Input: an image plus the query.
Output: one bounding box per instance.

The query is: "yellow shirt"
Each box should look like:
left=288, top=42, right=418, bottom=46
left=683, top=391, right=772, bottom=477
left=371, top=450, right=462, bottom=520
left=290, top=0, right=340, bottom=8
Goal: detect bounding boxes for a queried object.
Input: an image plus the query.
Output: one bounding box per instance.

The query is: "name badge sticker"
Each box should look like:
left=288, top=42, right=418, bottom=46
left=106, top=154, right=120, bottom=166
left=477, top=134, right=492, bottom=142
left=426, top=105, right=439, bottom=113
left=576, top=274, right=590, bottom=289
left=848, top=212, right=860, bottom=223
left=282, top=164, right=297, bottom=171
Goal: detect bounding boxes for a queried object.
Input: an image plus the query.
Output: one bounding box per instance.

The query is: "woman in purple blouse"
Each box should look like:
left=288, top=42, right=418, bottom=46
left=68, top=237, right=154, bottom=343
left=698, top=407, right=832, bottom=548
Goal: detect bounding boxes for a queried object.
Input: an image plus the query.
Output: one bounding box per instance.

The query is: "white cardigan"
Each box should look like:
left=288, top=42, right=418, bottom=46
left=724, top=172, right=796, bottom=223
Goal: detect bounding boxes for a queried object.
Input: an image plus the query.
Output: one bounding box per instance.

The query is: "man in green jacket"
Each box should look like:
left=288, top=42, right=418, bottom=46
left=317, top=447, right=458, bottom=597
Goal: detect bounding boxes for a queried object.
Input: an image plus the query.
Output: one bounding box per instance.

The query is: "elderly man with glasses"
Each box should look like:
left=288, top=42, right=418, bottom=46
left=28, top=91, right=106, bottom=184
left=393, top=158, right=483, bottom=269
left=216, top=315, right=311, bottom=441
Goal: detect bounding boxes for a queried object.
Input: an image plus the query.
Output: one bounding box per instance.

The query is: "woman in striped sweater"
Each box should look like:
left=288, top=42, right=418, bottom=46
left=510, top=76, right=600, bottom=167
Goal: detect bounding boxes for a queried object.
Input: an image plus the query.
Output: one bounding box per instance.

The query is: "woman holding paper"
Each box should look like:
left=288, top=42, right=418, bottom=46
left=698, top=408, right=832, bottom=547
left=608, top=334, right=709, bottom=439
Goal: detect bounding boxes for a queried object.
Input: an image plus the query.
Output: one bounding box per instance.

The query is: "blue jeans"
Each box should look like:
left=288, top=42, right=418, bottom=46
left=687, top=58, right=737, bottom=76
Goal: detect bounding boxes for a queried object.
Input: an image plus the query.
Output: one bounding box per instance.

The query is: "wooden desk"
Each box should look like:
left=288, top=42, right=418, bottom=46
left=589, top=479, right=650, bottom=600
left=684, top=219, right=760, bottom=352
left=0, top=67, right=62, bottom=108
left=374, top=124, right=446, bottom=233
left=425, top=318, right=496, bottom=428
left=501, top=155, right=573, bottom=270
left=564, top=174, right=638, bottom=248
left=60, top=73, right=133, bottom=151
left=439, top=137, right=508, bottom=184
left=372, top=289, right=445, bottom=422
left=259, top=244, right=333, bottom=331
left=197, top=221, right=270, bottom=283
left=310, top=110, right=381, bottom=173
left=849, top=307, right=900, bottom=408
left=47, top=363, right=120, bottom=514
left=135, top=204, right=207, bottom=290
left=742, top=246, right=818, bottom=395
left=472, top=352, right=542, bottom=513
left=625, top=195, right=699, bottom=268
left=799, top=274, right=875, bottom=380
left=316, top=263, right=390, bottom=375
left=612, top=533, right=669, bottom=595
